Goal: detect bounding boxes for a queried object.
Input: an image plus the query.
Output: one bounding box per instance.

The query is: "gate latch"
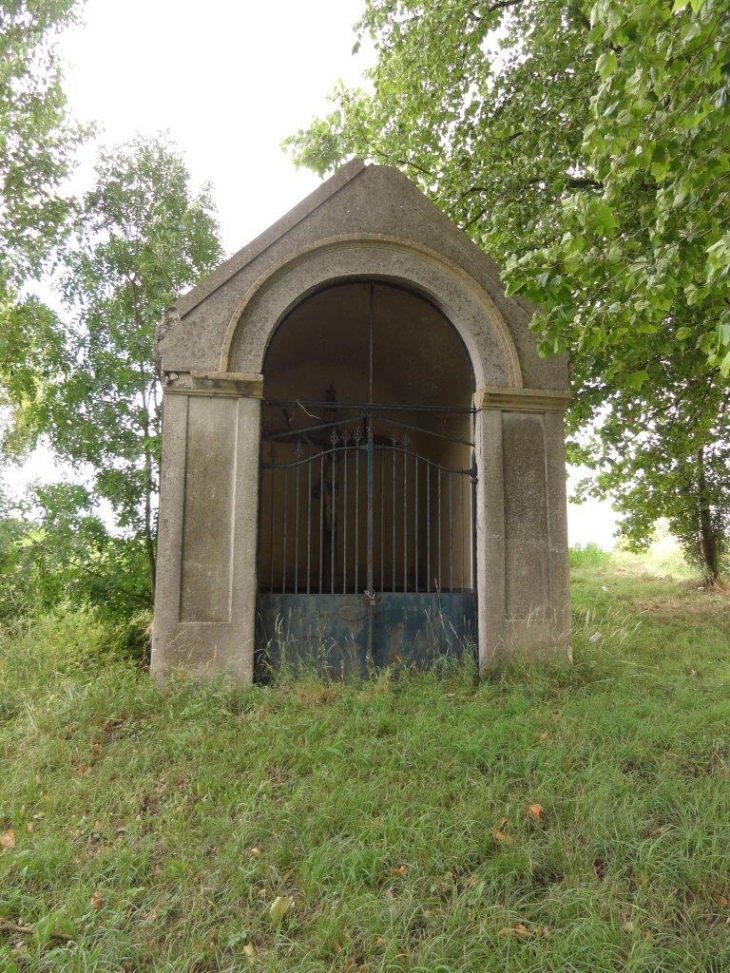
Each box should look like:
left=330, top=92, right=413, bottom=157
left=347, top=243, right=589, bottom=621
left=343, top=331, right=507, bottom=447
left=363, top=589, right=377, bottom=606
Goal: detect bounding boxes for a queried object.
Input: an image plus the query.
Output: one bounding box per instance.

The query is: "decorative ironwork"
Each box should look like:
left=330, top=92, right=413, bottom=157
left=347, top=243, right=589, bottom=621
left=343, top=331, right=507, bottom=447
left=259, top=411, right=476, bottom=599
left=255, top=278, right=479, bottom=671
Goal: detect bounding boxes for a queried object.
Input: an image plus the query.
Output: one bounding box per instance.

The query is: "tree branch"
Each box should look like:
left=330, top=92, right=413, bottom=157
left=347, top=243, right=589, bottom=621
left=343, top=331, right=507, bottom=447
left=0, top=920, right=73, bottom=943
left=470, top=0, right=528, bottom=20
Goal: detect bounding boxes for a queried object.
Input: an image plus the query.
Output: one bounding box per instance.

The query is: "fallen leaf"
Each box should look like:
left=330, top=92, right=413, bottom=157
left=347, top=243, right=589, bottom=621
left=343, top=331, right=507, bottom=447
left=269, top=895, right=292, bottom=924
left=526, top=803, right=544, bottom=821
left=77, top=764, right=90, bottom=777
left=497, top=816, right=508, bottom=828
left=1, top=829, right=15, bottom=850
left=499, top=923, right=533, bottom=939
left=714, top=895, right=729, bottom=908
left=375, top=937, right=386, bottom=947
left=250, top=846, right=262, bottom=857
left=492, top=829, right=514, bottom=846
left=390, top=864, right=408, bottom=877
left=243, top=943, right=256, bottom=960
left=90, top=890, right=104, bottom=911
left=538, top=731, right=551, bottom=742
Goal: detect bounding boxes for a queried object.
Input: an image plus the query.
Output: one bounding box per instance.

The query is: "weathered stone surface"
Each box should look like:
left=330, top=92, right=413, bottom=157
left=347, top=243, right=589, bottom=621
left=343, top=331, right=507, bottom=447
left=502, top=412, right=550, bottom=620
left=151, top=395, right=260, bottom=683
left=179, top=396, right=237, bottom=624
left=160, top=164, right=567, bottom=391
left=151, top=161, right=572, bottom=682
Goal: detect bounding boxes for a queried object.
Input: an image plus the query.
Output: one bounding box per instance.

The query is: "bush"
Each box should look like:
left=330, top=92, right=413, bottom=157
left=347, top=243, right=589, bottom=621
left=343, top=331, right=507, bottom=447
left=569, top=542, right=613, bottom=569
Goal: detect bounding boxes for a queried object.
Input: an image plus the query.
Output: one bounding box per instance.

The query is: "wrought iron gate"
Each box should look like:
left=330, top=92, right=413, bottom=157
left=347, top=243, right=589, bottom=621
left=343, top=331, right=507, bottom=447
left=255, top=407, right=477, bottom=675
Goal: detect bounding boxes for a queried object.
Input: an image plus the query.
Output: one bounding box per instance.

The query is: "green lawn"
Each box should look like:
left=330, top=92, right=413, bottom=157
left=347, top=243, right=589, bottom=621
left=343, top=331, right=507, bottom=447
left=1, top=553, right=729, bottom=972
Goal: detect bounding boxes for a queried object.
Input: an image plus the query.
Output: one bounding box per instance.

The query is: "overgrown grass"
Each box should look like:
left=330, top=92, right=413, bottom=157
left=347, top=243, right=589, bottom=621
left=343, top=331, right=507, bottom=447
left=1, top=557, right=729, bottom=972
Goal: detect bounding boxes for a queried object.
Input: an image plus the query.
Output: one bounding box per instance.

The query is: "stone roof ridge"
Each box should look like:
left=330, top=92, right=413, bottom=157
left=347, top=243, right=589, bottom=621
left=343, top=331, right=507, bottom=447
left=176, top=157, right=368, bottom=318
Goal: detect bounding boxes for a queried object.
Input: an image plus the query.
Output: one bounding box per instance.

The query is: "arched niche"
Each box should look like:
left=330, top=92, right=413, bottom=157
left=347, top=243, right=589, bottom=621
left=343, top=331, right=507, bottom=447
left=222, top=236, right=523, bottom=391
left=151, top=162, right=571, bottom=686
left=258, top=280, right=476, bottom=607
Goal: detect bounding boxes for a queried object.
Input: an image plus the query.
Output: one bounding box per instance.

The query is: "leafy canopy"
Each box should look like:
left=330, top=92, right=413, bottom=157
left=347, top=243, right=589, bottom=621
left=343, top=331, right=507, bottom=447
left=0, top=0, right=86, bottom=490
left=289, top=0, right=730, bottom=377
left=2, top=136, right=224, bottom=603
left=287, top=0, right=730, bottom=577
left=0, top=0, right=85, bottom=291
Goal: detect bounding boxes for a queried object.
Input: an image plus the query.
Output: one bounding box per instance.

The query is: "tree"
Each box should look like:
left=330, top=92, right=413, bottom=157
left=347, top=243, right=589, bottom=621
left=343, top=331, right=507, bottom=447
left=286, top=0, right=730, bottom=580
left=3, top=137, right=223, bottom=601
left=571, top=303, right=730, bottom=582
left=0, top=483, right=151, bottom=621
left=0, top=0, right=85, bottom=298
left=520, top=0, right=730, bottom=379
left=0, top=0, right=85, bottom=490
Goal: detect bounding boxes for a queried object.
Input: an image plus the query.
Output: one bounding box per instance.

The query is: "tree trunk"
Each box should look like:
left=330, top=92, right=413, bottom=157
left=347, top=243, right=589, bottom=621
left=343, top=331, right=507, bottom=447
left=697, top=449, right=720, bottom=584
left=145, top=486, right=156, bottom=603
left=139, top=362, right=157, bottom=603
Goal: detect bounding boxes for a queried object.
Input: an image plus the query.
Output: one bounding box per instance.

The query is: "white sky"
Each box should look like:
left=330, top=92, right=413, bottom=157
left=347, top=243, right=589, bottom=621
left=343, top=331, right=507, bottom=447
left=60, top=0, right=370, bottom=253
left=13, top=0, right=619, bottom=548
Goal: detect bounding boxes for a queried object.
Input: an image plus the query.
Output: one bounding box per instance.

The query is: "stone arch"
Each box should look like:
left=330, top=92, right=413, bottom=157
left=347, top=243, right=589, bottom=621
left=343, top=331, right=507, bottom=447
left=219, top=235, right=523, bottom=390
left=151, top=164, right=571, bottom=686
left=255, top=279, right=478, bottom=611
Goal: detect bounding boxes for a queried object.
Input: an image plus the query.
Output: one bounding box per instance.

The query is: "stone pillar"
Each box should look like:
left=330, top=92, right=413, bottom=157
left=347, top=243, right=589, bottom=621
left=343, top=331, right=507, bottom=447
left=474, top=387, right=572, bottom=666
left=151, top=371, right=263, bottom=684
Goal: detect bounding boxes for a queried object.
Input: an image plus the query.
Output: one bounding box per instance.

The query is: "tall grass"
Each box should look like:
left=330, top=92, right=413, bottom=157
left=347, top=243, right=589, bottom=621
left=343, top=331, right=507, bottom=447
left=0, top=559, right=729, bottom=971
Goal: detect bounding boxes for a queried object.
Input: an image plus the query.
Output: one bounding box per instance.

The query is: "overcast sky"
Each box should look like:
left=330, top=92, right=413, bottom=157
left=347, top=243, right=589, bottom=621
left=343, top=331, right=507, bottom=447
left=60, top=0, right=370, bottom=253
left=23, top=0, right=618, bottom=547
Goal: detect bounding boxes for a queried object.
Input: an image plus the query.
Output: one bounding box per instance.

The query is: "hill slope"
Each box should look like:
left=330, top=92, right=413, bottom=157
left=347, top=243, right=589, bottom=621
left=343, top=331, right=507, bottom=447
left=1, top=556, right=729, bottom=972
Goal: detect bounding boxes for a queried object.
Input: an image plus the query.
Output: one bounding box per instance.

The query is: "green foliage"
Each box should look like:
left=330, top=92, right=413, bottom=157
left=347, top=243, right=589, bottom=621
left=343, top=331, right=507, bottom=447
left=568, top=542, right=613, bottom=569
left=574, top=364, right=730, bottom=582
left=1, top=566, right=729, bottom=970
left=58, top=135, right=223, bottom=535
left=2, top=136, right=223, bottom=599
left=0, top=0, right=87, bottom=486
left=0, top=484, right=151, bottom=621
left=0, top=0, right=85, bottom=293
left=530, top=0, right=730, bottom=378
left=286, top=0, right=730, bottom=579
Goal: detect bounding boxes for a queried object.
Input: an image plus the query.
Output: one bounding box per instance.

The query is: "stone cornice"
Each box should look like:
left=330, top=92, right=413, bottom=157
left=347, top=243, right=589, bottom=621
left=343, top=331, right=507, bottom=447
left=164, top=371, right=264, bottom=399
left=473, top=386, right=571, bottom=413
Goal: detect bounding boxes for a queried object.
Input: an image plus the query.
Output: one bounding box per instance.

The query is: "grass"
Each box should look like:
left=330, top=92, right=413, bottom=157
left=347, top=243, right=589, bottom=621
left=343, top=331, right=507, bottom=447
left=1, top=553, right=729, bottom=971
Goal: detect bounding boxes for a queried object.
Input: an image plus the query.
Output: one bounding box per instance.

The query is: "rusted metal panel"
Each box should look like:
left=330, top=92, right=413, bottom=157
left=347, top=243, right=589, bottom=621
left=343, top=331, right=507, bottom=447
left=255, top=592, right=476, bottom=679
left=255, top=594, right=368, bottom=679
left=371, top=593, right=476, bottom=668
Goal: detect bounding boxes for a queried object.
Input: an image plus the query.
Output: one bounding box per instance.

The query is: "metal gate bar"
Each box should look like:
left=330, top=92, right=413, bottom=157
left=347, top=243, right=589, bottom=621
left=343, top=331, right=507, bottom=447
left=259, top=421, right=475, bottom=597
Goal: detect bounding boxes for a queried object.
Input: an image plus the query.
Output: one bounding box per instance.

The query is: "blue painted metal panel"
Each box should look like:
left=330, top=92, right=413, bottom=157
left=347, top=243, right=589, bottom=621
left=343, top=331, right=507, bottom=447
left=371, top=593, right=477, bottom=668
left=256, top=594, right=368, bottom=679
left=255, top=592, right=476, bottom=679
